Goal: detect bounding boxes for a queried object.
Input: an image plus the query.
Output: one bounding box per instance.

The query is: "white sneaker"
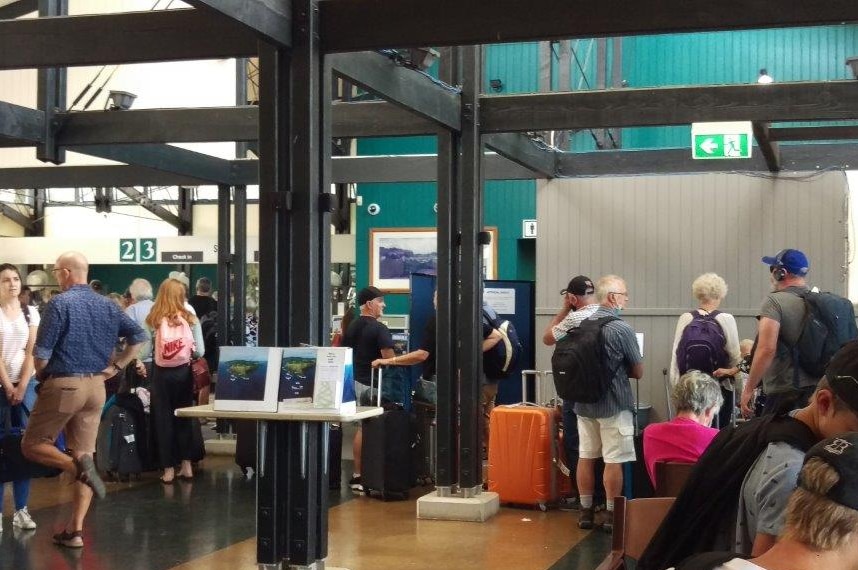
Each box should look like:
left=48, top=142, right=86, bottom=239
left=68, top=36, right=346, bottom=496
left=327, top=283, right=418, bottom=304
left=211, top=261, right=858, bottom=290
left=12, top=508, right=37, bottom=530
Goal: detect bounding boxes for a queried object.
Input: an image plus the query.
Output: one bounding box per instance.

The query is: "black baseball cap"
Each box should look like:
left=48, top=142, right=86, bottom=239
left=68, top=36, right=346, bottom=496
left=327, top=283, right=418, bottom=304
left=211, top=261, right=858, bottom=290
left=802, top=432, right=858, bottom=510
left=825, top=340, right=858, bottom=414
left=560, top=275, right=595, bottom=296
left=357, top=286, right=383, bottom=306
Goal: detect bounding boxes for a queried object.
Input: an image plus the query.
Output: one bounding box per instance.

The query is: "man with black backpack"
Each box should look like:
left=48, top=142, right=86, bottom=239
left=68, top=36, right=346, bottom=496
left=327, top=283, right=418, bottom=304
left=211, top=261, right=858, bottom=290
left=741, top=249, right=858, bottom=418
left=551, top=274, right=642, bottom=532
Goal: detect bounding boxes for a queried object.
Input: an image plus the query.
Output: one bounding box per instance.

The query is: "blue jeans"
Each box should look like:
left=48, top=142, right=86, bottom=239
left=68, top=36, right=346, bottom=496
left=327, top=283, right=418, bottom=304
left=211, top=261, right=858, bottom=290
left=0, top=381, right=37, bottom=510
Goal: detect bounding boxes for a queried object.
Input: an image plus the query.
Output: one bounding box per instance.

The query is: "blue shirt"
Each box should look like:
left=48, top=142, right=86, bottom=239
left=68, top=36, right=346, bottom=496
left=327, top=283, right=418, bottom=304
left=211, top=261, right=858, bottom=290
left=35, top=285, right=147, bottom=376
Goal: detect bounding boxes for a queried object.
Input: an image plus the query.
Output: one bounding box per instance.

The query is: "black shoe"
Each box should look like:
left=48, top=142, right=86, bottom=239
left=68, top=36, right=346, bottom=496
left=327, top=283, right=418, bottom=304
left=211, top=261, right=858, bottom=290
left=578, top=507, right=594, bottom=530
left=348, top=476, right=364, bottom=493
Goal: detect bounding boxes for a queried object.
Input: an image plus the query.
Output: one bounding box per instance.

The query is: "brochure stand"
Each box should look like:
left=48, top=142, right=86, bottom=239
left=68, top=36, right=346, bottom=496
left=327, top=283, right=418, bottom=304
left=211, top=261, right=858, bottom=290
left=176, top=404, right=382, bottom=570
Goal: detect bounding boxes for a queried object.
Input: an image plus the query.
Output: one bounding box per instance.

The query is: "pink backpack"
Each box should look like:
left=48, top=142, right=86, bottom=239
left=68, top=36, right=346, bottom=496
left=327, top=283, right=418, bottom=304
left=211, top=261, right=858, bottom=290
left=154, top=315, right=195, bottom=367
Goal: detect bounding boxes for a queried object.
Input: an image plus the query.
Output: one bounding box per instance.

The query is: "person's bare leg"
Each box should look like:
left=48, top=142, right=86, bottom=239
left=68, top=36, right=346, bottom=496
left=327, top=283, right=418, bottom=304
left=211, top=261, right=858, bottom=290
left=178, top=460, right=193, bottom=478
left=576, top=457, right=595, bottom=497
left=68, top=482, right=93, bottom=532
left=603, top=463, right=623, bottom=503
left=22, top=441, right=75, bottom=474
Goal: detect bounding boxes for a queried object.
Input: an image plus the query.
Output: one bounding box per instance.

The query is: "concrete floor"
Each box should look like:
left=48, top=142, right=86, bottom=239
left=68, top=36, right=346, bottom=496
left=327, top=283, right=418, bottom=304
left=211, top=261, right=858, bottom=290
left=0, top=456, right=610, bottom=570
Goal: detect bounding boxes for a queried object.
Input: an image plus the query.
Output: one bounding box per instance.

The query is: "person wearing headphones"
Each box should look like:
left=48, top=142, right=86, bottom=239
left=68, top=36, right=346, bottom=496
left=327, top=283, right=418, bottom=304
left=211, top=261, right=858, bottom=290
left=741, top=249, right=815, bottom=418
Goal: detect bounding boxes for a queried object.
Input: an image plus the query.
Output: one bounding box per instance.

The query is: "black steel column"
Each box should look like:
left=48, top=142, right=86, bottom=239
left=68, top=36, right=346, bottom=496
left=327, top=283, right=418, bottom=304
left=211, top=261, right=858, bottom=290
left=36, top=0, right=67, bottom=165
left=178, top=186, right=193, bottom=236
left=26, top=189, right=45, bottom=237
left=236, top=57, right=250, bottom=159
left=257, top=38, right=291, bottom=566
left=435, top=46, right=460, bottom=494
left=458, top=45, right=484, bottom=494
left=232, top=184, right=247, bottom=346
left=217, top=184, right=232, bottom=350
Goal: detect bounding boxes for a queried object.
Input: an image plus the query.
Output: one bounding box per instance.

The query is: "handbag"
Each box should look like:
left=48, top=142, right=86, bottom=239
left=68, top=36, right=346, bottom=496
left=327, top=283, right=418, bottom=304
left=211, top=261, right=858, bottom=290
left=191, top=358, right=212, bottom=396
left=0, top=404, right=63, bottom=483
left=414, top=378, right=437, bottom=406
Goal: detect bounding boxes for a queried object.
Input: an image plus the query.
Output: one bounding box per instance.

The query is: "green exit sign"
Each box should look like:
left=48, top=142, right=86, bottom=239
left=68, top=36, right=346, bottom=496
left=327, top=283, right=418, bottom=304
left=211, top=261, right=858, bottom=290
left=691, top=121, right=753, bottom=160
left=693, top=133, right=751, bottom=159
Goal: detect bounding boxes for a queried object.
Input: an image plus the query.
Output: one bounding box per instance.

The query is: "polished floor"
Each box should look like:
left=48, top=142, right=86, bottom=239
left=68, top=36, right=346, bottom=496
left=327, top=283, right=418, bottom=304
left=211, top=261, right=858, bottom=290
left=0, top=456, right=610, bottom=570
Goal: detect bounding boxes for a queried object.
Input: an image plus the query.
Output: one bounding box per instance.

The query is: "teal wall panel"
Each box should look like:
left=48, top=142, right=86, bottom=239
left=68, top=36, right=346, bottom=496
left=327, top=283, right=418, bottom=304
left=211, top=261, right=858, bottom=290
left=485, top=42, right=540, bottom=94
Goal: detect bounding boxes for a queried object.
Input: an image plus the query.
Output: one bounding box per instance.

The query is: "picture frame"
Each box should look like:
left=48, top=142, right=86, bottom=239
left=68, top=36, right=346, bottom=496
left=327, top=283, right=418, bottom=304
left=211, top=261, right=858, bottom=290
left=369, top=227, right=498, bottom=292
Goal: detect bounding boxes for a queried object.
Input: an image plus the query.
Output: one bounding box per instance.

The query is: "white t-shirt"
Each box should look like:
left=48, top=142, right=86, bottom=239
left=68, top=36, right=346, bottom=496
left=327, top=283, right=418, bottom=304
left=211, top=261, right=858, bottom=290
left=0, top=305, right=40, bottom=384
left=667, top=558, right=764, bottom=570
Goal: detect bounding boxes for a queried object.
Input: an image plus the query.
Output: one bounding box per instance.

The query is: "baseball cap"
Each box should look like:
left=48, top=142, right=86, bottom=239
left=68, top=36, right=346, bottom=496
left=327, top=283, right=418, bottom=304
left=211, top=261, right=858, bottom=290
left=801, top=432, right=858, bottom=510
left=560, top=275, right=595, bottom=296
left=357, top=286, right=383, bottom=306
left=761, top=248, right=809, bottom=276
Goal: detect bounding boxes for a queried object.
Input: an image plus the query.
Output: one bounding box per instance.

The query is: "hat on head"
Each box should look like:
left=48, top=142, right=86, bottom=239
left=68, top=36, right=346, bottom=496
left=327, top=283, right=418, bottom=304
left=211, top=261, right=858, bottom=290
left=168, top=271, right=190, bottom=288
left=825, top=340, right=858, bottom=413
left=357, top=286, right=383, bottom=306
left=802, top=432, right=858, bottom=510
left=761, top=248, right=809, bottom=276
left=561, top=275, right=595, bottom=296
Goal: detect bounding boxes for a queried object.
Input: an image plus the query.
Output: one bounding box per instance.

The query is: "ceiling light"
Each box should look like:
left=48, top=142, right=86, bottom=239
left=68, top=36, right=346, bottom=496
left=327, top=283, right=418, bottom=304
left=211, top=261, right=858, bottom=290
left=106, top=90, right=137, bottom=111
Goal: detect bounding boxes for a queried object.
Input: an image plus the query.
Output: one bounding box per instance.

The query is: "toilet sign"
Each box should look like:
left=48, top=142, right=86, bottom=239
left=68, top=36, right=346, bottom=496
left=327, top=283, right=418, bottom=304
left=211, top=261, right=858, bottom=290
left=522, top=219, right=537, bottom=239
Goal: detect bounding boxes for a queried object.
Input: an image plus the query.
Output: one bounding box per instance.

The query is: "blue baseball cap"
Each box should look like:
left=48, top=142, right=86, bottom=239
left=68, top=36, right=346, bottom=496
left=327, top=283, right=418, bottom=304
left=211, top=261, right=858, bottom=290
left=762, top=248, right=809, bottom=276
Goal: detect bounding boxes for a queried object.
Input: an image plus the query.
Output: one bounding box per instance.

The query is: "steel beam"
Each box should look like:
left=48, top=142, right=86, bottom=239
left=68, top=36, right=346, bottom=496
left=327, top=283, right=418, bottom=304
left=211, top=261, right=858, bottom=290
left=0, top=0, right=36, bottom=19
left=480, top=81, right=858, bottom=133
left=0, top=9, right=257, bottom=70
left=69, top=144, right=237, bottom=185
left=184, top=0, right=291, bottom=47
left=483, top=133, right=557, bottom=178
left=0, top=202, right=33, bottom=230
left=0, top=101, right=43, bottom=143
left=0, top=165, right=213, bottom=188
left=320, top=0, right=858, bottom=51
left=115, top=187, right=189, bottom=232
left=177, top=186, right=193, bottom=236
left=56, top=107, right=259, bottom=145
left=769, top=125, right=858, bottom=141
left=752, top=121, right=781, bottom=172
left=555, top=143, right=858, bottom=176
left=330, top=51, right=460, bottom=131
left=330, top=100, right=439, bottom=137
left=26, top=188, right=45, bottom=236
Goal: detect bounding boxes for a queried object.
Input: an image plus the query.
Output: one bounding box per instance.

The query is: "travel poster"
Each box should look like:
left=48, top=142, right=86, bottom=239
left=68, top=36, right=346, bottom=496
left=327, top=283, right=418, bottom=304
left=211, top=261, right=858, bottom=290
left=214, top=346, right=281, bottom=412
left=277, top=347, right=317, bottom=409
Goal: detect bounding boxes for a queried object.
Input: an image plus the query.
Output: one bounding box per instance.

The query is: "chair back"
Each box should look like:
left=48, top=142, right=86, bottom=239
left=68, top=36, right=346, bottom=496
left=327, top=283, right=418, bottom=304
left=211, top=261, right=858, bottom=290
left=654, top=460, right=695, bottom=497
left=621, top=496, right=675, bottom=560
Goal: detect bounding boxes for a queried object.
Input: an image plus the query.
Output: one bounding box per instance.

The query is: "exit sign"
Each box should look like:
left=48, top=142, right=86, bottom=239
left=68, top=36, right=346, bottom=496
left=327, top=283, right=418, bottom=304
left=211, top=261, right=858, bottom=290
left=691, top=122, right=753, bottom=160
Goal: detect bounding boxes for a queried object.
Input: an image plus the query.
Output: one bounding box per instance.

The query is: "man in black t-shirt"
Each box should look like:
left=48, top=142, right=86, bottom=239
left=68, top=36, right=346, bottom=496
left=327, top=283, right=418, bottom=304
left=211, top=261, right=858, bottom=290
left=342, top=286, right=395, bottom=493
left=189, top=277, right=217, bottom=317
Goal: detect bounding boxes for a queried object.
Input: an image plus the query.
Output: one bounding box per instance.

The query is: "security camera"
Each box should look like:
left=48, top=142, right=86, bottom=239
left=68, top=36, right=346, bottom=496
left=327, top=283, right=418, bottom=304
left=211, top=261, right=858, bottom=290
left=367, top=203, right=381, bottom=216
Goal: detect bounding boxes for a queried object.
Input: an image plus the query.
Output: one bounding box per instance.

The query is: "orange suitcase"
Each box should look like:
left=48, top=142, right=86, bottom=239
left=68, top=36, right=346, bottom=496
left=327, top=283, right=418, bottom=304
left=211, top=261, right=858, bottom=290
left=487, top=371, right=562, bottom=510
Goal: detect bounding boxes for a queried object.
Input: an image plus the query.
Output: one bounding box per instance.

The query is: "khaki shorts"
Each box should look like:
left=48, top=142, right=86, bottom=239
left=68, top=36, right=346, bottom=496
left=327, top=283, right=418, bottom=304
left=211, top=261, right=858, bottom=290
left=22, top=375, right=106, bottom=455
left=577, top=410, right=636, bottom=464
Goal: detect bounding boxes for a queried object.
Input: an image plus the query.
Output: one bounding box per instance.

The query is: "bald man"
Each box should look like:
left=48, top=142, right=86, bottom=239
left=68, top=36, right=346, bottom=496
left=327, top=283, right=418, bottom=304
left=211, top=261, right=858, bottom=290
left=22, top=252, right=146, bottom=549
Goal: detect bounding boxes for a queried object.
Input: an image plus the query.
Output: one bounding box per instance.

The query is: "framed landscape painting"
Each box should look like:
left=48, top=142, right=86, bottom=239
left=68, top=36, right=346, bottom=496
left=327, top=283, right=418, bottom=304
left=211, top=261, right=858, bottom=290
left=369, top=227, right=497, bottom=292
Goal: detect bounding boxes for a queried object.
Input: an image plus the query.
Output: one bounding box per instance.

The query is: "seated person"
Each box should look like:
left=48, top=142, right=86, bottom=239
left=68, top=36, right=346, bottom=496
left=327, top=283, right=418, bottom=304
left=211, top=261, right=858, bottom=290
left=637, top=341, right=858, bottom=570
left=643, top=370, right=723, bottom=485
left=673, top=432, right=858, bottom=570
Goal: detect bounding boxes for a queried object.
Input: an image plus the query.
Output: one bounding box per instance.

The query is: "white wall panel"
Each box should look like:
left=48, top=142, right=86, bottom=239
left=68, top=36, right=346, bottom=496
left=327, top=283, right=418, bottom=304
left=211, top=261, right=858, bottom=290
left=536, top=172, right=849, bottom=421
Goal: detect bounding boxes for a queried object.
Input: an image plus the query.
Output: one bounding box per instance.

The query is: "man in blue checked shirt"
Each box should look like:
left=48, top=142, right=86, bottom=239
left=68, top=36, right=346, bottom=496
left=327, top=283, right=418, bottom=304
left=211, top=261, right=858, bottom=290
left=22, top=251, right=146, bottom=549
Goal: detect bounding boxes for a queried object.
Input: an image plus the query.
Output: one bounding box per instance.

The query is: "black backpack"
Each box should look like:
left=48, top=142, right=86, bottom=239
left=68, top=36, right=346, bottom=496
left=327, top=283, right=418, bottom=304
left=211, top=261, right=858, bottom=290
left=199, top=310, right=219, bottom=370
left=550, top=316, right=619, bottom=403
left=482, top=307, right=523, bottom=380
left=789, top=290, right=858, bottom=384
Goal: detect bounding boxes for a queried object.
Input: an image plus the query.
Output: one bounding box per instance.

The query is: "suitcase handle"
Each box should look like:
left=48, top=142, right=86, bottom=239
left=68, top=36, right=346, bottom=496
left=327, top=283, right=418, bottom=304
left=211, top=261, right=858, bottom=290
left=371, top=367, right=383, bottom=407
left=520, top=370, right=541, bottom=404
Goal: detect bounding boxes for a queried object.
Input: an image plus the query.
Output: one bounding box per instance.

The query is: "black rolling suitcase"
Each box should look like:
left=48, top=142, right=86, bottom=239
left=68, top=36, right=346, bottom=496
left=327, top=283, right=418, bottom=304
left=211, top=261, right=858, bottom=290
left=235, top=419, right=257, bottom=477
left=412, top=401, right=435, bottom=486
left=361, top=369, right=414, bottom=500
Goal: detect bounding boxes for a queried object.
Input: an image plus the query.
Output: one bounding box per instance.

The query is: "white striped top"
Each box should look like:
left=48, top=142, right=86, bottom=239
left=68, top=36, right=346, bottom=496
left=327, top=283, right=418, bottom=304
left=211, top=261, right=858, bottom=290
left=0, top=305, right=40, bottom=384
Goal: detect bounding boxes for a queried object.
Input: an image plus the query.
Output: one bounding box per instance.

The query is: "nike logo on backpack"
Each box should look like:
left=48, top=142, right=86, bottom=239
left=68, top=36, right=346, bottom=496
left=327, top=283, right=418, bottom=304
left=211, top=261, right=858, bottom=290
left=162, top=339, right=185, bottom=361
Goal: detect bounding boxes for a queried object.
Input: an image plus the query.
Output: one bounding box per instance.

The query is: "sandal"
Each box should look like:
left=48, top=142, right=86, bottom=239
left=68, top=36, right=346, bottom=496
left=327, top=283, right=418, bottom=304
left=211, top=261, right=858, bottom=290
left=177, top=474, right=194, bottom=481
